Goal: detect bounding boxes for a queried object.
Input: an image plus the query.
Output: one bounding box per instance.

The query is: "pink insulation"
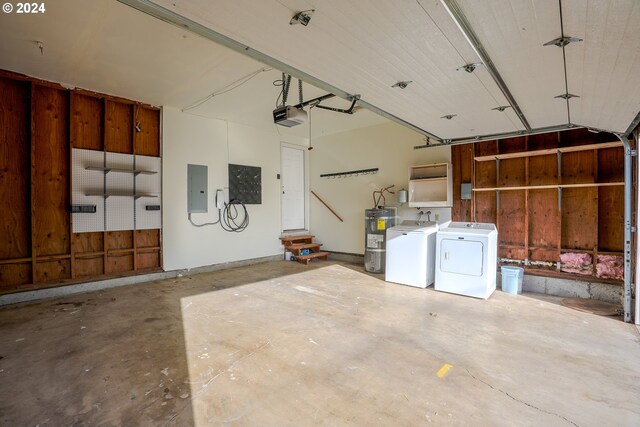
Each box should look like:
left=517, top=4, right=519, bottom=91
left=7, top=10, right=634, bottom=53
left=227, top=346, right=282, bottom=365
left=560, top=253, right=593, bottom=275
left=596, top=255, right=624, bottom=280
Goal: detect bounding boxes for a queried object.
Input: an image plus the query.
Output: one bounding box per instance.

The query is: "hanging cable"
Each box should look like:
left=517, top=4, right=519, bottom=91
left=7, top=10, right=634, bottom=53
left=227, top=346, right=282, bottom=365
left=182, top=67, right=272, bottom=112
left=298, top=78, right=303, bottom=104
left=188, top=212, right=220, bottom=227
left=188, top=200, right=249, bottom=232
left=220, top=199, right=249, bottom=232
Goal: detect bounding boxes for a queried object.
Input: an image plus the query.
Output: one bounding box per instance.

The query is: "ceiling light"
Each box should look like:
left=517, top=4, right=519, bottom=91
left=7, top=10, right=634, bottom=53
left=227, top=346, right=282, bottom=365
left=492, top=106, right=511, bottom=112
left=392, top=81, right=412, bottom=89
left=456, top=63, right=481, bottom=73
left=543, top=36, right=583, bottom=48
left=440, top=114, right=457, bottom=120
left=554, top=93, right=580, bottom=100
left=290, top=9, right=315, bottom=26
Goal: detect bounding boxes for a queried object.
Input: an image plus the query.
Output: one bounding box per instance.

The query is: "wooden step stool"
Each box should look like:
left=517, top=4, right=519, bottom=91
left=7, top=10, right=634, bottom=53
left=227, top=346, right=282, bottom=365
left=279, top=235, right=329, bottom=265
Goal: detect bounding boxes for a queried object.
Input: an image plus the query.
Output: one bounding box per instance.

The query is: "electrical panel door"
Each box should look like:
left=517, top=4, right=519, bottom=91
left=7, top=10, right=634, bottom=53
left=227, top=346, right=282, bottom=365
left=187, top=164, right=208, bottom=213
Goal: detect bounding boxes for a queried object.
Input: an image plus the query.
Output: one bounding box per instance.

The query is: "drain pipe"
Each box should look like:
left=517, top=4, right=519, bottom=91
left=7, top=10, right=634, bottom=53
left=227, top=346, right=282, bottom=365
left=619, top=134, right=634, bottom=323
left=636, top=129, right=640, bottom=325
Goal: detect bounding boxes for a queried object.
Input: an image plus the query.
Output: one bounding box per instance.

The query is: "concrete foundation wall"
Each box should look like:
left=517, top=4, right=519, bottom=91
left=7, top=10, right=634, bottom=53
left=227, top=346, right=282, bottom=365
left=497, top=272, right=623, bottom=305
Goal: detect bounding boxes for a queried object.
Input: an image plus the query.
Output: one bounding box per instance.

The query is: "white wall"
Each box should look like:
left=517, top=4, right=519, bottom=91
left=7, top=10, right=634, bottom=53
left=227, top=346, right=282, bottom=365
left=162, top=107, right=307, bottom=271
left=309, top=121, right=451, bottom=254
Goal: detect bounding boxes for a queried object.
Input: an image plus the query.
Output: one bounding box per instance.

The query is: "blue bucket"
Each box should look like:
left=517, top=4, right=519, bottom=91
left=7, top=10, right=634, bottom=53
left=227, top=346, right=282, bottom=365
left=501, top=266, right=524, bottom=294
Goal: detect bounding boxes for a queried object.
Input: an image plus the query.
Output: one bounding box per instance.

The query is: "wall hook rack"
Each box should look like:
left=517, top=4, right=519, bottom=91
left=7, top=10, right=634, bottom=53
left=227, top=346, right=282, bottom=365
left=320, top=168, right=378, bottom=179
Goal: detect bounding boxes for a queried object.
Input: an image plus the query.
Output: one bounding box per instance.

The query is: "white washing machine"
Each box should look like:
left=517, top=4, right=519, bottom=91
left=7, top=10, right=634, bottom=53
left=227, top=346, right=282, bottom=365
left=385, top=221, right=439, bottom=288
left=435, top=222, right=498, bottom=299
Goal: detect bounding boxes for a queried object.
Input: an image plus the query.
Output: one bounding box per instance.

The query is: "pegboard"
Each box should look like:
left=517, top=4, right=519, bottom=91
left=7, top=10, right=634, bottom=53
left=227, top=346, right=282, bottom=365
left=229, top=164, right=262, bottom=204
left=71, top=148, right=105, bottom=233
left=71, top=148, right=161, bottom=232
left=135, top=155, right=162, bottom=230
left=106, top=152, right=135, bottom=231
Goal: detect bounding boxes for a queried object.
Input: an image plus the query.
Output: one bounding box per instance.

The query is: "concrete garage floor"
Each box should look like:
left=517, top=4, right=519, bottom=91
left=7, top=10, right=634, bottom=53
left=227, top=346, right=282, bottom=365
left=0, top=261, right=639, bottom=426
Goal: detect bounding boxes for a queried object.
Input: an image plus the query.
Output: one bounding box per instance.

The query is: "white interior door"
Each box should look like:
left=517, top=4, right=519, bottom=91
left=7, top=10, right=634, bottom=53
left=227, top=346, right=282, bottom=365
left=281, top=145, right=305, bottom=231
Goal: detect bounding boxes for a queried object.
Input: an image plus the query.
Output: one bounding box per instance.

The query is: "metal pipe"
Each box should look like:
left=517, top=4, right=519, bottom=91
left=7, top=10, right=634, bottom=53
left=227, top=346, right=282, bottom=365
left=116, top=0, right=442, bottom=141
left=441, top=0, right=531, bottom=131
left=635, top=128, right=640, bottom=325
left=415, top=124, right=581, bottom=149
left=618, top=134, right=633, bottom=322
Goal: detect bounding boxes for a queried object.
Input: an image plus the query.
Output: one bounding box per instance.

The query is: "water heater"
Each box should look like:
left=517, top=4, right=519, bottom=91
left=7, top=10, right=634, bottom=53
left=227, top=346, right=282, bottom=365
left=364, top=208, right=397, bottom=273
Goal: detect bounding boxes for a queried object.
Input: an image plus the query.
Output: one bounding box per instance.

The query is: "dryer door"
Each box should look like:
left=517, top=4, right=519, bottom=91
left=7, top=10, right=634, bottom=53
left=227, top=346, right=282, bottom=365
left=440, top=238, right=484, bottom=276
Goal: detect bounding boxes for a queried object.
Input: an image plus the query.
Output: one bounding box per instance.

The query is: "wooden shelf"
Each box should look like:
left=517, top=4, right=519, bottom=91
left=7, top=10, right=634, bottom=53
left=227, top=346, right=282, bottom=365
left=85, top=192, right=159, bottom=199
left=473, top=182, right=623, bottom=192
left=86, top=166, right=157, bottom=175
left=408, top=163, right=452, bottom=207
left=474, top=141, right=623, bottom=162
left=409, top=177, right=447, bottom=182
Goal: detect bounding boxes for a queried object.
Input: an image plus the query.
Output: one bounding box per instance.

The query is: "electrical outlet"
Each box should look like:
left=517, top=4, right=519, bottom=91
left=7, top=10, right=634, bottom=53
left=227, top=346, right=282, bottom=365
left=435, top=213, right=440, bottom=221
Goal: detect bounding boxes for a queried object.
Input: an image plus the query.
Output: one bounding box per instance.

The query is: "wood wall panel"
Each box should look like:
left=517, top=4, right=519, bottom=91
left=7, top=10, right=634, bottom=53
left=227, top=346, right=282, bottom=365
left=0, top=77, right=31, bottom=261
left=0, top=264, right=31, bottom=289
left=498, top=158, right=526, bottom=186
left=562, top=188, right=597, bottom=250
left=32, top=85, right=70, bottom=258
left=451, top=144, right=473, bottom=222
left=105, top=231, right=133, bottom=250
left=72, top=232, right=103, bottom=253
left=105, top=101, right=133, bottom=153
left=135, top=229, right=159, bottom=248
left=599, top=187, right=624, bottom=252
left=137, top=252, right=160, bottom=270
left=106, top=254, right=134, bottom=274
left=74, top=257, right=104, bottom=278
left=70, top=93, right=103, bottom=150
left=562, top=151, right=596, bottom=184
left=529, top=154, right=557, bottom=185
left=499, top=247, right=526, bottom=260
left=497, top=137, right=527, bottom=153
left=529, top=189, right=560, bottom=249
left=35, top=260, right=70, bottom=283
left=529, top=248, right=559, bottom=262
left=135, top=107, right=160, bottom=156
left=0, top=71, right=161, bottom=294
left=474, top=192, right=496, bottom=223
left=452, top=128, right=623, bottom=282
left=527, top=132, right=558, bottom=150
left=598, top=147, right=624, bottom=182
left=498, top=191, right=526, bottom=245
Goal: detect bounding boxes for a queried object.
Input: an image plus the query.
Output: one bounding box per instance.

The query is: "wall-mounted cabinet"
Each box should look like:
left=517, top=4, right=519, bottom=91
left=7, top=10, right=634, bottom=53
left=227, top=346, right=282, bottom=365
left=408, top=163, right=452, bottom=207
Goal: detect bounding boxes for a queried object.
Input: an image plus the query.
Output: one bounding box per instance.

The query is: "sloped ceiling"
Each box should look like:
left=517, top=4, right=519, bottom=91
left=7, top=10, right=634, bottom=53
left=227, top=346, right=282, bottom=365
left=137, top=0, right=640, bottom=139
left=0, top=0, right=386, bottom=138
left=1, top=0, right=639, bottom=140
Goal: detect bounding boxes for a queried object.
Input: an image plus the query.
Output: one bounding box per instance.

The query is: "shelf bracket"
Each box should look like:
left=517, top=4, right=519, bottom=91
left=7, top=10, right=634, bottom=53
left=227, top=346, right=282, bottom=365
left=557, top=187, right=562, bottom=211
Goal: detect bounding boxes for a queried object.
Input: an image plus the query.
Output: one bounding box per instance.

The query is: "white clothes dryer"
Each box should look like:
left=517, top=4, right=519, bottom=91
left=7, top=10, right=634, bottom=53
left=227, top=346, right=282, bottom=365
left=435, top=222, right=498, bottom=299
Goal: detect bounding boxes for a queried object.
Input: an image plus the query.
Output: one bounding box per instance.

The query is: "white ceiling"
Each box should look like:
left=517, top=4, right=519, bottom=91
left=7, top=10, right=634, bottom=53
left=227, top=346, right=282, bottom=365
left=0, top=0, right=639, bottom=140
left=0, top=0, right=386, bottom=138
left=142, top=0, right=640, bottom=138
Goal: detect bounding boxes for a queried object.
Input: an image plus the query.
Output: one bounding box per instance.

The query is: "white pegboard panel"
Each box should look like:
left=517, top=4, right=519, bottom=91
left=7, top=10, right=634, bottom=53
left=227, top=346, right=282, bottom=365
left=135, top=155, right=162, bottom=230
left=71, top=148, right=105, bottom=233
left=105, top=152, right=135, bottom=231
